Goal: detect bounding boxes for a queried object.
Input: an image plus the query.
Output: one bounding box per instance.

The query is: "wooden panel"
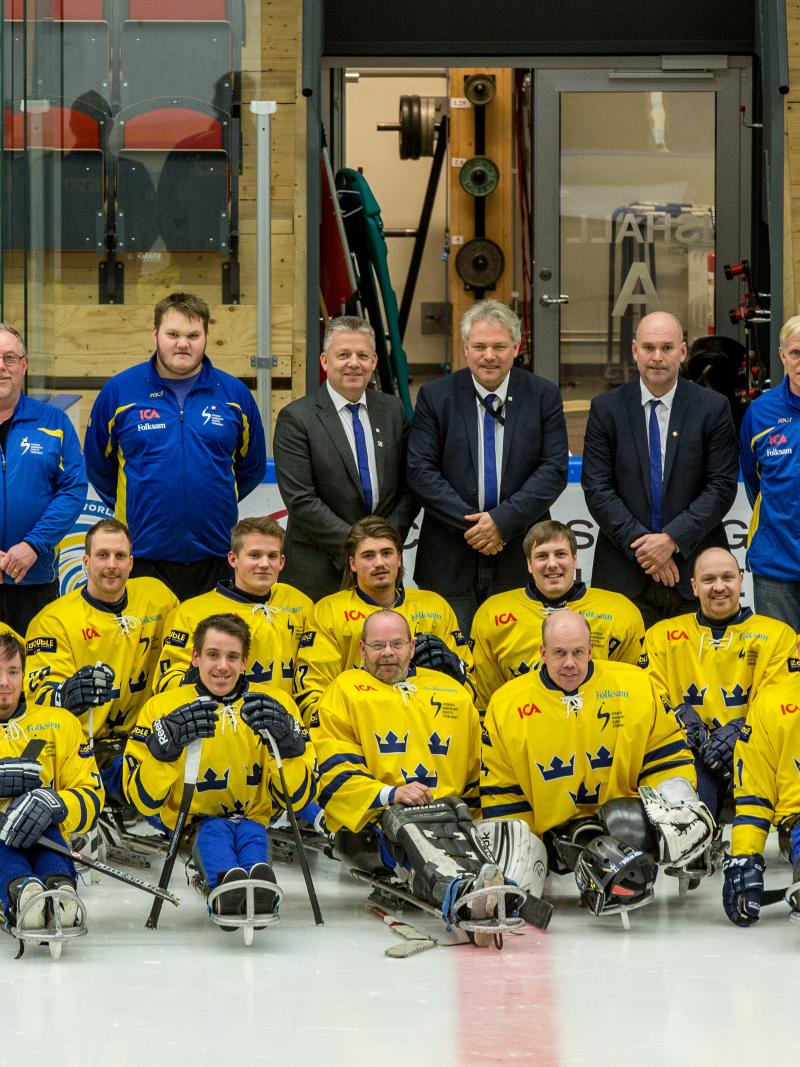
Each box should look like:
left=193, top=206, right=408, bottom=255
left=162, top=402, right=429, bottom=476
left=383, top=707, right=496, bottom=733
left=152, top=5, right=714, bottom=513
left=447, top=68, right=514, bottom=369
left=3, top=0, right=307, bottom=444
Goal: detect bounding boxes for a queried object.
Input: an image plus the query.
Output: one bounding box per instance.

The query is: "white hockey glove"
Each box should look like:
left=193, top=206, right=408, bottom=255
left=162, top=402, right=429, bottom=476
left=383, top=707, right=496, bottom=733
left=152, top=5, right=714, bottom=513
left=638, top=782, right=715, bottom=868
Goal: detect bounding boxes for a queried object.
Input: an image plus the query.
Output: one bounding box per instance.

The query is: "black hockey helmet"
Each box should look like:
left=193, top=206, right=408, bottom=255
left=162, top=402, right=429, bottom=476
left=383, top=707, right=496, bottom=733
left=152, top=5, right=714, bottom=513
left=574, top=835, right=657, bottom=916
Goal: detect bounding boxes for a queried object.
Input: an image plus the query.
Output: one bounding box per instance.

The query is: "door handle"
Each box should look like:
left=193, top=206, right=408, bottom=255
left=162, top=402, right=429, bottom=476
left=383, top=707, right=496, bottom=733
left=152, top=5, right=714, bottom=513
left=539, top=294, right=570, bottom=306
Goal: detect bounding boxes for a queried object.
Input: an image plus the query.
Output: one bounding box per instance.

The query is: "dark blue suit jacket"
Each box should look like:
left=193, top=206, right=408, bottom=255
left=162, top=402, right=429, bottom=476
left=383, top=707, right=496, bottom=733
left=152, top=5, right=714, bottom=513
left=407, top=367, right=568, bottom=597
left=581, top=375, right=739, bottom=599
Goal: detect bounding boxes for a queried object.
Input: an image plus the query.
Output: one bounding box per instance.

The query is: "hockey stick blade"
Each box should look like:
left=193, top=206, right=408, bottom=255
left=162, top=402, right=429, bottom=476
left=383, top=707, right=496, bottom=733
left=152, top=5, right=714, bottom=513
left=519, top=892, right=554, bottom=930
left=36, top=835, right=180, bottom=905
left=368, top=903, right=438, bottom=958
left=145, top=738, right=203, bottom=929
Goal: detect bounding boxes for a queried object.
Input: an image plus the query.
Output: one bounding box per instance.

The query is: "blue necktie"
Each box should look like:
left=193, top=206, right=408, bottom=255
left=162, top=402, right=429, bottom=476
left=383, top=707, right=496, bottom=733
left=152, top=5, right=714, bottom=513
left=346, top=403, right=373, bottom=513
left=648, top=398, right=662, bottom=532
left=483, top=393, right=498, bottom=511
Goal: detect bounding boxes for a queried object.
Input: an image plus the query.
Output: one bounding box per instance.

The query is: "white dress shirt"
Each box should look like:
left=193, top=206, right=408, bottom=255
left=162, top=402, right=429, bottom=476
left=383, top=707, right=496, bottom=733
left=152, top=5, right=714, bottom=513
left=473, top=373, right=510, bottom=510
left=640, top=378, right=678, bottom=476
left=327, top=381, right=380, bottom=508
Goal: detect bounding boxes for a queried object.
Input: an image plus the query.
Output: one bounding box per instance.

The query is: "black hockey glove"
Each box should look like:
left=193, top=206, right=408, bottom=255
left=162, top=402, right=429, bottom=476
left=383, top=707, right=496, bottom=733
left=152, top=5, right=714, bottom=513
left=0, top=756, right=43, bottom=799
left=58, top=663, right=115, bottom=713
left=673, top=703, right=710, bottom=755
left=411, top=632, right=466, bottom=684
left=701, top=717, right=746, bottom=780
left=240, top=692, right=306, bottom=758
left=146, top=697, right=219, bottom=763
left=0, top=788, right=68, bottom=849
left=722, top=853, right=764, bottom=927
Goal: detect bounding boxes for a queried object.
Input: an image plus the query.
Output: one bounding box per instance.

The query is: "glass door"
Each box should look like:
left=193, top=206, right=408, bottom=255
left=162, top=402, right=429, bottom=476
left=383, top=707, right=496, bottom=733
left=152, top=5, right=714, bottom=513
left=532, top=62, right=751, bottom=452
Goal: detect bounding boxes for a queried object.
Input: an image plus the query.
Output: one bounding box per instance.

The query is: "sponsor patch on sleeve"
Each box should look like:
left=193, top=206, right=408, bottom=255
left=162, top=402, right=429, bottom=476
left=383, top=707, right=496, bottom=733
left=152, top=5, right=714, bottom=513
left=78, top=743, right=94, bottom=760
left=26, top=637, right=57, bottom=655
left=481, top=723, right=492, bottom=747
left=452, top=629, right=468, bottom=647
left=129, top=724, right=151, bottom=743
left=788, top=657, right=800, bottom=673
left=299, top=630, right=316, bottom=648
left=164, top=629, right=190, bottom=648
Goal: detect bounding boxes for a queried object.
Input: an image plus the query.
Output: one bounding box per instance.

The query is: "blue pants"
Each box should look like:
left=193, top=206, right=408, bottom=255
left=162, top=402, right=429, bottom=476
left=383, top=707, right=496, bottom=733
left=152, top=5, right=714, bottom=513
left=101, top=755, right=124, bottom=805
left=192, top=817, right=269, bottom=890
left=694, top=758, right=728, bottom=822
left=0, top=827, right=76, bottom=912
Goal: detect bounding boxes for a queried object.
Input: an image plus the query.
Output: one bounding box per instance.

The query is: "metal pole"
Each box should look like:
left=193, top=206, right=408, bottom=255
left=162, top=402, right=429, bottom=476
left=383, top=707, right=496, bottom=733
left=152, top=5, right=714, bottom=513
left=249, top=100, right=278, bottom=448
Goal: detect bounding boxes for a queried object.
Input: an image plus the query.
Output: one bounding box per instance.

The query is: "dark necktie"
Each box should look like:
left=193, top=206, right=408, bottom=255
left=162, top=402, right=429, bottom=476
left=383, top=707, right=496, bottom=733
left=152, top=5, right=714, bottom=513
left=346, top=403, right=373, bottom=512
left=648, top=398, right=662, bottom=531
left=483, top=393, right=498, bottom=511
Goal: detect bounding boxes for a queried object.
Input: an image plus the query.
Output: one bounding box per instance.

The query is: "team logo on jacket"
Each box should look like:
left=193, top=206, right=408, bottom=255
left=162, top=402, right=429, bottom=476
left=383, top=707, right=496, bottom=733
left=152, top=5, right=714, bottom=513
left=20, top=436, right=44, bottom=455
left=201, top=406, right=224, bottom=427
left=586, top=745, right=613, bottom=770
left=721, top=684, right=751, bottom=708
left=536, top=754, right=575, bottom=781
left=427, top=732, right=451, bottom=756
left=196, top=767, right=230, bottom=792
left=400, top=763, right=437, bottom=788
left=375, top=730, right=408, bottom=754
left=683, top=683, right=707, bottom=707
left=568, top=781, right=601, bottom=806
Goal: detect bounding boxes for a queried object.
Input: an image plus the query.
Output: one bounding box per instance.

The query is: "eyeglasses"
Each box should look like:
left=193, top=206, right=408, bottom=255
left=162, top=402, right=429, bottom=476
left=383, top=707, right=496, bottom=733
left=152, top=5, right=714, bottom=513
left=0, top=353, right=24, bottom=367
left=364, top=639, right=410, bottom=651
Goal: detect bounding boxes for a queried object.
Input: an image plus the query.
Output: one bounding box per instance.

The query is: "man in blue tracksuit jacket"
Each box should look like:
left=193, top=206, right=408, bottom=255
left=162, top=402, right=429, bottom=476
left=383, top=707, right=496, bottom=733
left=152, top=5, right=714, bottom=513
left=0, top=323, right=87, bottom=634
left=83, top=293, right=267, bottom=600
left=740, top=313, right=800, bottom=630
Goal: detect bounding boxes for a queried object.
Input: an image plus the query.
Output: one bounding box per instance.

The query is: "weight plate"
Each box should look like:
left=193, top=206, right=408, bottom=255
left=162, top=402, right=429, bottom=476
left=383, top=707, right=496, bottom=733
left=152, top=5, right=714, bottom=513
left=464, top=73, right=496, bottom=106
left=419, top=96, right=436, bottom=157
left=459, top=155, right=499, bottom=197
left=399, top=95, right=413, bottom=159
left=455, top=238, right=505, bottom=289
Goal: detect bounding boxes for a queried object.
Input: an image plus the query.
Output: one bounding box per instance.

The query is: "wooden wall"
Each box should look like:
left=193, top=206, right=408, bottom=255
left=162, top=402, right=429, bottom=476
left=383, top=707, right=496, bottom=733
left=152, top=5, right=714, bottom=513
left=5, top=0, right=306, bottom=442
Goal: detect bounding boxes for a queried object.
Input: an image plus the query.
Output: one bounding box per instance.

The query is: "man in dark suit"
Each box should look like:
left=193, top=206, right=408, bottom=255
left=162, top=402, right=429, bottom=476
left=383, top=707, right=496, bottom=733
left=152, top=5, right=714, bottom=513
left=273, top=316, right=416, bottom=601
left=407, top=300, right=568, bottom=634
left=581, top=311, right=739, bottom=629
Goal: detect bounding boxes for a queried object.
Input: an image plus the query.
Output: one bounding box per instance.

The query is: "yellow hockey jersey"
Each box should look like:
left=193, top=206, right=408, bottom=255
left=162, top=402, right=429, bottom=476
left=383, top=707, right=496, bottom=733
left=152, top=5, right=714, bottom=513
left=155, top=580, right=313, bottom=696
left=730, top=682, right=800, bottom=856
left=0, top=700, right=104, bottom=835
left=24, top=578, right=178, bottom=742
left=294, top=586, right=473, bottom=724
left=124, top=682, right=314, bottom=830
left=481, top=659, right=695, bottom=836
left=471, top=581, right=645, bottom=713
left=644, top=608, right=798, bottom=729
left=313, top=666, right=481, bottom=834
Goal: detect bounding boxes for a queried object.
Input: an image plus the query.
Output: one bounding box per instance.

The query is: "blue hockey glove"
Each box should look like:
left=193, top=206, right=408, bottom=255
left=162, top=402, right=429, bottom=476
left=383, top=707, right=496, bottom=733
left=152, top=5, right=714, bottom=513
left=0, top=756, right=43, bottom=799
left=0, top=788, right=68, bottom=849
left=240, top=692, right=306, bottom=758
left=58, top=663, right=115, bottom=713
left=146, top=697, right=218, bottom=762
left=701, top=717, right=746, bottom=779
left=411, top=633, right=466, bottom=684
left=722, top=853, right=764, bottom=927
left=673, top=703, right=710, bottom=755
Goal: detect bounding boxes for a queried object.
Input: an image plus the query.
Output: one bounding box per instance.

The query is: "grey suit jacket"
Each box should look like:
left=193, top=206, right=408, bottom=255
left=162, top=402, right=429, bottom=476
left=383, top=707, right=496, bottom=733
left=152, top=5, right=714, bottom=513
left=273, top=384, right=417, bottom=599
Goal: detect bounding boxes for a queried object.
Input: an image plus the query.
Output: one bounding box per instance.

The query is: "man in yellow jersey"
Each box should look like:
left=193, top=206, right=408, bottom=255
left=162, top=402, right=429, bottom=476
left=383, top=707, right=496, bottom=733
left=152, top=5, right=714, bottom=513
left=295, top=517, right=472, bottom=725
left=482, top=610, right=712, bottom=917
left=644, top=546, right=797, bottom=816
left=0, top=631, right=103, bottom=931
left=722, top=677, right=800, bottom=926
left=156, top=517, right=313, bottom=697
left=313, top=609, right=531, bottom=941
left=471, top=520, right=644, bottom=712
left=25, top=519, right=177, bottom=800
left=125, top=613, right=314, bottom=925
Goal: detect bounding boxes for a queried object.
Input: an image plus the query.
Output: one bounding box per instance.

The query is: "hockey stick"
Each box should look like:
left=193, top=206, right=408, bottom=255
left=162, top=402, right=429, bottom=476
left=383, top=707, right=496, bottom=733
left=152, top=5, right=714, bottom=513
left=368, top=902, right=438, bottom=958
left=145, top=739, right=202, bottom=929
left=261, top=729, right=324, bottom=926
left=7, top=740, right=178, bottom=906
left=35, top=835, right=180, bottom=905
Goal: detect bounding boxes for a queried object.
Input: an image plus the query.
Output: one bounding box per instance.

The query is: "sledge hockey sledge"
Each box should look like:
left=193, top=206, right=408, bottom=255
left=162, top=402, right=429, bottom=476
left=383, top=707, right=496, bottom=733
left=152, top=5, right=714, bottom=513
left=3, top=886, right=88, bottom=960
left=206, top=872, right=283, bottom=946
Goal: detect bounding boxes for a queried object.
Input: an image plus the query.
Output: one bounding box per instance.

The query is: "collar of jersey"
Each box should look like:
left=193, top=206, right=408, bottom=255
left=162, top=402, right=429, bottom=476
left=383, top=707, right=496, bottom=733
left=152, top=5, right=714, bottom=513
left=194, top=674, right=248, bottom=703
left=525, top=579, right=586, bottom=607
left=355, top=585, right=405, bottom=607
left=539, top=660, right=594, bottom=695
left=696, top=605, right=753, bottom=636
left=216, top=579, right=271, bottom=606
left=81, top=587, right=129, bottom=615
